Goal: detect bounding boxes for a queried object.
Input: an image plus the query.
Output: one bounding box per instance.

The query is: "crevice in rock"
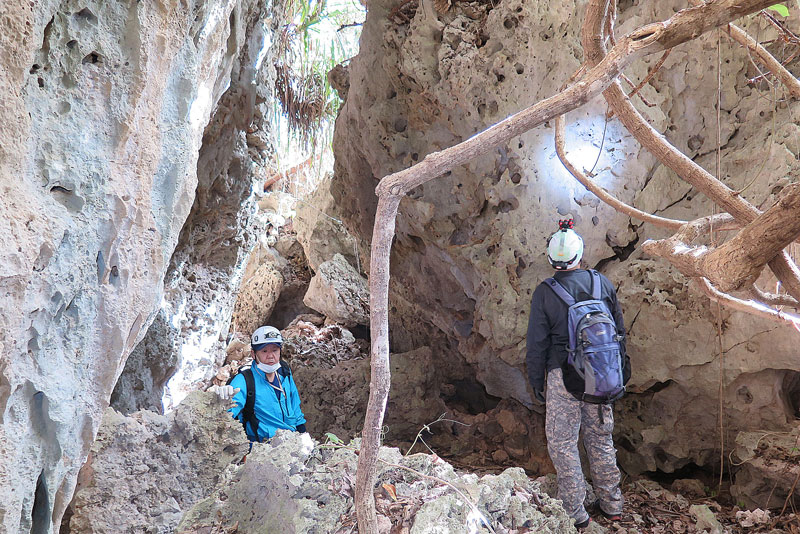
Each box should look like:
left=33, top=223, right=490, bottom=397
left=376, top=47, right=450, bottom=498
left=642, top=461, right=720, bottom=493
left=643, top=379, right=674, bottom=394
left=720, top=327, right=778, bottom=355
left=30, top=470, right=50, bottom=534
left=81, top=52, right=102, bottom=65
left=73, top=8, right=98, bottom=25
left=349, top=324, right=370, bottom=341
left=594, top=234, right=639, bottom=271
left=640, top=160, right=661, bottom=191
left=626, top=306, right=642, bottom=335
left=40, top=16, right=55, bottom=56
left=58, top=503, right=73, bottom=534
left=652, top=186, right=693, bottom=216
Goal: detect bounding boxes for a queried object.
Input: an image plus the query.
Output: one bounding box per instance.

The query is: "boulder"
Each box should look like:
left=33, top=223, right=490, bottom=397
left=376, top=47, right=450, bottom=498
left=68, top=392, right=249, bottom=533
left=689, top=504, right=724, bottom=534
left=231, top=262, right=284, bottom=335
left=730, top=428, right=800, bottom=510
left=303, top=253, right=369, bottom=326
left=294, top=174, right=360, bottom=272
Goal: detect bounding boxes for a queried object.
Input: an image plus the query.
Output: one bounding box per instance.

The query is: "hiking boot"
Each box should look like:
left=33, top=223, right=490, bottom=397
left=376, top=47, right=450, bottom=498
left=588, top=501, right=622, bottom=521
left=575, top=517, right=592, bottom=530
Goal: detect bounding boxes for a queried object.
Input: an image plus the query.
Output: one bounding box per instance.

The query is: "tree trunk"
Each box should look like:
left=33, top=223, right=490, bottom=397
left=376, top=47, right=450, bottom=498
left=355, top=194, right=400, bottom=534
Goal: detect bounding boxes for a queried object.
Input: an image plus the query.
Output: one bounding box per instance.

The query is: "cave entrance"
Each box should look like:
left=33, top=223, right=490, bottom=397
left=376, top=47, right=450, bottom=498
left=781, top=371, right=800, bottom=420
left=442, top=377, right=501, bottom=415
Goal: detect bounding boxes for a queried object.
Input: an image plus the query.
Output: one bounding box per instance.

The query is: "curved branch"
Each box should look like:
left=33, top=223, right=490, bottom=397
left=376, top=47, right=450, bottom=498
left=725, top=22, right=800, bottom=99
left=673, top=213, right=739, bottom=241
left=582, top=0, right=800, bottom=302
left=702, top=183, right=800, bottom=291
left=687, top=0, right=800, bottom=99
left=641, top=183, right=800, bottom=291
left=697, top=278, right=800, bottom=328
left=554, top=111, right=687, bottom=230
left=748, top=285, right=800, bottom=307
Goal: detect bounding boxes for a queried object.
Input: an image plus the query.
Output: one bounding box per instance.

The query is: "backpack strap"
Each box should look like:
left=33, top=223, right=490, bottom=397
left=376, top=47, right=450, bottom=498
left=545, top=277, right=576, bottom=306
left=278, top=359, right=292, bottom=378
left=589, top=269, right=602, bottom=300
left=240, top=369, right=260, bottom=441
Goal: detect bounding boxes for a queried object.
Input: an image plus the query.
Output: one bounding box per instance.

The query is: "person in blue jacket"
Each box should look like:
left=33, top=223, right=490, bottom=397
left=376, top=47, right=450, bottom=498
left=215, top=325, right=306, bottom=442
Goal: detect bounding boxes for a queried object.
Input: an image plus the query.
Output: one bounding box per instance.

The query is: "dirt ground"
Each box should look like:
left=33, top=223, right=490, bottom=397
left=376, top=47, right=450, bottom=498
left=600, top=480, right=800, bottom=534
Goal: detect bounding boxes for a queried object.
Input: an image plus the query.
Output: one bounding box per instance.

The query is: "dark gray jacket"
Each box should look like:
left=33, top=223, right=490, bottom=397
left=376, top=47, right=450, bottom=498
left=525, top=269, right=630, bottom=394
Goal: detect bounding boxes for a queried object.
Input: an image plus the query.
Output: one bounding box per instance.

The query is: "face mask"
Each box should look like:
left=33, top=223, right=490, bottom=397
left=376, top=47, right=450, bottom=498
left=258, top=362, right=281, bottom=374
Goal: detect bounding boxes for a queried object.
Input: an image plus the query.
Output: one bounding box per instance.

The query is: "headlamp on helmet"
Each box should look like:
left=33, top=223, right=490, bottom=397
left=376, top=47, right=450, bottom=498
left=546, top=219, right=584, bottom=270
left=251, top=325, right=283, bottom=351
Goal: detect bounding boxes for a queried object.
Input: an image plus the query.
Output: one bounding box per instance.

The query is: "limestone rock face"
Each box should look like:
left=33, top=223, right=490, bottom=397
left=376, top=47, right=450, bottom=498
left=177, top=432, right=576, bottom=534
left=294, top=174, right=360, bottom=272
left=303, top=253, right=370, bottom=326
left=0, top=0, right=276, bottom=530
left=139, top=0, right=283, bottom=412
left=332, top=0, right=800, bottom=478
left=68, top=392, right=249, bottom=533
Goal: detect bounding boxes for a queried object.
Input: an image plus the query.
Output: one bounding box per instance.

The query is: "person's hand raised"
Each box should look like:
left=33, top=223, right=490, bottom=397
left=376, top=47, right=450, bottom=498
left=211, top=385, right=240, bottom=402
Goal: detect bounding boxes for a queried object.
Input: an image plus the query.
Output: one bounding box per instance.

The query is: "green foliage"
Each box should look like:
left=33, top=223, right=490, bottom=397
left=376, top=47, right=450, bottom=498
left=324, top=432, right=344, bottom=445
left=273, top=0, right=364, bottom=148
left=767, top=3, right=790, bottom=16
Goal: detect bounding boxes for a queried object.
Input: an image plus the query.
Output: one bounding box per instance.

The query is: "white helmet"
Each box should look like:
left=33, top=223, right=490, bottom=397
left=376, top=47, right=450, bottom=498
left=547, top=219, right=584, bottom=270
left=251, top=325, right=282, bottom=350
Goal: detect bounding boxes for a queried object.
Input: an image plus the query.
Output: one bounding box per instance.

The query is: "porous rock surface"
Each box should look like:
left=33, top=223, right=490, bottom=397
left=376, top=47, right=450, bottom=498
left=0, top=0, right=278, bottom=530
left=231, top=260, right=284, bottom=335
left=110, top=310, right=180, bottom=414
left=332, top=0, right=800, bottom=480
left=67, top=392, right=249, bottom=533
left=130, top=0, right=284, bottom=413
left=177, top=431, right=577, bottom=534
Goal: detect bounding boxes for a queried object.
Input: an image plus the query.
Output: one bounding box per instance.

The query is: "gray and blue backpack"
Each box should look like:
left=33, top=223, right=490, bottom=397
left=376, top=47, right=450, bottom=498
left=545, top=270, right=625, bottom=403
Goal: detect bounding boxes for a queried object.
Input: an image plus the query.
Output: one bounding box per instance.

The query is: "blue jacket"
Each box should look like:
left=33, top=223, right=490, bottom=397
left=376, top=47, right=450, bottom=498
left=228, top=361, right=306, bottom=442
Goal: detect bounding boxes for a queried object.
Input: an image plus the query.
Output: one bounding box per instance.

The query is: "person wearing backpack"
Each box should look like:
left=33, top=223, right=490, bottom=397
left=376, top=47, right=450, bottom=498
left=213, top=325, right=307, bottom=442
left=525, top=219, right=631, bottom=530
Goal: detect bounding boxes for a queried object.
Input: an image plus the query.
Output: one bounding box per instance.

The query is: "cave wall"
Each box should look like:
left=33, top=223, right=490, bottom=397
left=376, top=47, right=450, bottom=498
left=332, top=0, right=800, bottom=475
left=0, top=0, right=275, bottom=531
left=112, top=0, right=283, bottom=414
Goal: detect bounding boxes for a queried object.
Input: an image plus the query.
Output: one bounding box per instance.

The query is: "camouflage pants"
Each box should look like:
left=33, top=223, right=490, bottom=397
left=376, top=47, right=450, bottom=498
left=545, top=368, right=623, bottom=524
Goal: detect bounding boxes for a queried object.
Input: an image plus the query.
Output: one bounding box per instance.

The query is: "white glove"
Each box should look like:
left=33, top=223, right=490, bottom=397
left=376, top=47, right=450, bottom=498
left=213, top=385, right=240, bottom=401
